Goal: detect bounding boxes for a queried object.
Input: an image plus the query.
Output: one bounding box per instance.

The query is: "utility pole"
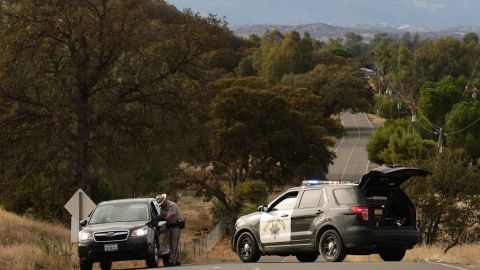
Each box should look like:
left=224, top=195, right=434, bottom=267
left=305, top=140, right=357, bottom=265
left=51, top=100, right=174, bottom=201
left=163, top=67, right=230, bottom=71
left=437, top=128, right=445, bottom=154
left=412, top=114, right=416, bottom=136
left=411, top=103, right=416, bottom=136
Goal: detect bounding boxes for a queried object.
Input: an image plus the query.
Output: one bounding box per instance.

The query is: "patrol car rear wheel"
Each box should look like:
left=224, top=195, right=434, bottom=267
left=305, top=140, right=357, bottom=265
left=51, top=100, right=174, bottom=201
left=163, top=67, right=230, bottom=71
left=296, top=253, right=318, bottom=262
left=100, top=261, right=112, bottom=270
left=236, top=232, right=261, bottom=263
left=319, top=230, right=347, bottom=262
left=379, top=248, right=406, bottom=261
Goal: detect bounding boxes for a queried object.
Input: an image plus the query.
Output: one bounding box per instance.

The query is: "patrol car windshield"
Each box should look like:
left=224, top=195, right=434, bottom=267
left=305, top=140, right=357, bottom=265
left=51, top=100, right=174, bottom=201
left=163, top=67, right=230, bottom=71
left=89, top=203, right=149, bottom=224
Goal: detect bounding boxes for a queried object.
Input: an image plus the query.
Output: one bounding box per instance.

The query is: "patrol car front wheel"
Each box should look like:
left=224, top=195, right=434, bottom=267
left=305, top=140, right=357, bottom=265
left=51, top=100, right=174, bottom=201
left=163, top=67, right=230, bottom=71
left=319, top=230, right=347, bottom=262
left=236, top=232, right=261, bottom=263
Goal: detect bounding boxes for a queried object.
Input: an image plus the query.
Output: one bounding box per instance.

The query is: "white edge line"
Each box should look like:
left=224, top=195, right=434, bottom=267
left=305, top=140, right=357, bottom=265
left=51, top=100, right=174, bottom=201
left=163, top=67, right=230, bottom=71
left=340, top=114, right=361, bottom=181
left=334, top=134, right=346, bottom=153
left=364, top=112, right=374, bottom=174
left=364, top=112, right=374, bottom=129
left=334, top=114, right=346, bottom=152
left=282, top=256, right=289, bottom=263
left=427, top=262, right=470, bottom=270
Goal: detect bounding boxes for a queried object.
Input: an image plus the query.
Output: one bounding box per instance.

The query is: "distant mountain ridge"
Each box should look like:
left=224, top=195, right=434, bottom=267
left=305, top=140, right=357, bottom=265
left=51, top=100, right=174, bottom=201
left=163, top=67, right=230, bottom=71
left=232, top=23, right=480, bottom=42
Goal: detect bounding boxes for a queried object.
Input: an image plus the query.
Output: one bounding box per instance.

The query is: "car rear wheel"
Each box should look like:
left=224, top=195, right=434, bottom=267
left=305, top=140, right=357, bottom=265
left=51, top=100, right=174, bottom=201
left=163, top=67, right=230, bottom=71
left=379, top=248, right=406, bottom=261
left=236, top=232, right=261, bottom=263
left=146, top=240, right=160, bottom=267
left=79, top=260, right=92, bottom=270
left=100, top=261, right=112, bottom=270
left=296, top=253, right=318, bottom=262
left=319, top=230, right=347, bottom=262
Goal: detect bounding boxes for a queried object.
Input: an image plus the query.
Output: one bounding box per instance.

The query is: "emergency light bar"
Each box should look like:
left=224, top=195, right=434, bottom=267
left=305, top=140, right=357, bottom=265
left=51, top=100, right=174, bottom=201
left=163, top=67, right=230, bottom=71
left=301, top=180, right=356, bottom=186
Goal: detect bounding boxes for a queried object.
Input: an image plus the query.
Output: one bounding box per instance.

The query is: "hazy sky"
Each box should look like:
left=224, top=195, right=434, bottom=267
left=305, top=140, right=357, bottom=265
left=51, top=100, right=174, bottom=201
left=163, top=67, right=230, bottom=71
left=166, top=0, right=480, bottom=28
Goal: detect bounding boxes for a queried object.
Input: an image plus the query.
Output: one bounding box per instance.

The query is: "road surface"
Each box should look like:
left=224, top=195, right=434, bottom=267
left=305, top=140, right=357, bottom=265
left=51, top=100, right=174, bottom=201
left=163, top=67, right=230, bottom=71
left=142, top=261, right=476, bottom=270
left=327, top=112, right=375, bottom=181
left=119, top=112, right=478, bottom=270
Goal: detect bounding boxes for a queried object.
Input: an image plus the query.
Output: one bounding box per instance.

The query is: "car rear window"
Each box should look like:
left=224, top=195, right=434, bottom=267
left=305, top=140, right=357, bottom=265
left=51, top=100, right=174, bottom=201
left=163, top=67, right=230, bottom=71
left=333, top=188, right=362, bottom=205
left=299, top=189, right=324, bottom=208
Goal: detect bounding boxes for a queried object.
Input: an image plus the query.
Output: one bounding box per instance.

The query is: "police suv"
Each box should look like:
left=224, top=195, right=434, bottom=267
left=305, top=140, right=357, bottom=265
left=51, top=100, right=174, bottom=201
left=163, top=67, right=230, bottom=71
left=232, top=166, right=429, bottom=263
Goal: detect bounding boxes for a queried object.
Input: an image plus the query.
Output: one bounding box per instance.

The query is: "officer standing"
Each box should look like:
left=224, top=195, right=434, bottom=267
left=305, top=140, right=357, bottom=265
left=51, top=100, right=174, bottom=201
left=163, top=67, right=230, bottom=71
left=156, top=194, right=183, bottom=266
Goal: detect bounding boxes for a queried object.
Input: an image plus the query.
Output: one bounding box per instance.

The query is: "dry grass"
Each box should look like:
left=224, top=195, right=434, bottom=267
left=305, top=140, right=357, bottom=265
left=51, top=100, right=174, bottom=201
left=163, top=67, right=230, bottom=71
left=0, top=208, right=78, bottom=270
left=0, top=197, right=214, bottom=270
left=346, top=244, right=480, bottom=266
left=176, top=196, right=213, bottom=241
left=367, top=113, right=385, bottom=127
left=209, top=237, right=480, bottom=267
left=2, top=203, right=480, bottom=269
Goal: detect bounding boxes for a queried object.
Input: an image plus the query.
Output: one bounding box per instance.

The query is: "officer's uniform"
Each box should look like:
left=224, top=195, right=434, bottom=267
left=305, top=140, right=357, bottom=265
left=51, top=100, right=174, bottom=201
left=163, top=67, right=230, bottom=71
left=157, top=194, right=183, bottom=266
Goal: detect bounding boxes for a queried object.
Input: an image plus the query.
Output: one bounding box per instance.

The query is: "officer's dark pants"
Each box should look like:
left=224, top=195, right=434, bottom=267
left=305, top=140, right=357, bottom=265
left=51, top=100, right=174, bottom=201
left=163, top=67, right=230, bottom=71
left=168, top=227, right=181, bottom=264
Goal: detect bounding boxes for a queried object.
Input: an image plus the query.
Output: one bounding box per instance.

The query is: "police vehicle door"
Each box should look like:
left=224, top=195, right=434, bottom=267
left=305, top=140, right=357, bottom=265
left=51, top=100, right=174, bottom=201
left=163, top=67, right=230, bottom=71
left=260, top=191, right=298, bottom=246
left=290, top=188, right=326, bottom=245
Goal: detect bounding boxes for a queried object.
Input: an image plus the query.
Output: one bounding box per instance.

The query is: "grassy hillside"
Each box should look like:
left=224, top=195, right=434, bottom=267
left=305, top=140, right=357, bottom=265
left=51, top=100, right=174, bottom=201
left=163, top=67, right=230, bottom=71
left=0, top=208, right=77, bottom=269
left=0, top=197, right=215, bottom=270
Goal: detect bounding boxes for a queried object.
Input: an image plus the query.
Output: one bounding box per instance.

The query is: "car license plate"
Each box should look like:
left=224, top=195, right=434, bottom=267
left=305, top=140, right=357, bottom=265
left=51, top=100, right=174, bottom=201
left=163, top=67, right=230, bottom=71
left=104, top=243, right=118, bottom=252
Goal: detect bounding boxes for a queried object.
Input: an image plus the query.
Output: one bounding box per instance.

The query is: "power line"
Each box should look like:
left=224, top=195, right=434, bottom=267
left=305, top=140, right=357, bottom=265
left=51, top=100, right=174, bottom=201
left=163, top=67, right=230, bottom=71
left=393, top=87, right=440, bottom=133
left=416, top=109, right=441, bottom=131
left=415, top=120, right=438, bottom=135
left=443, top=54, right=480, bottom=128
left=445, top=116, right=480, bottom=135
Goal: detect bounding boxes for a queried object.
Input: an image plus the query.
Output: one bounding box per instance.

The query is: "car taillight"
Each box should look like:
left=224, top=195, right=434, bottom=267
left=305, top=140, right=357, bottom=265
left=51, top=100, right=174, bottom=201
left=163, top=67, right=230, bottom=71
left=351, top=206, right=369, bottom=221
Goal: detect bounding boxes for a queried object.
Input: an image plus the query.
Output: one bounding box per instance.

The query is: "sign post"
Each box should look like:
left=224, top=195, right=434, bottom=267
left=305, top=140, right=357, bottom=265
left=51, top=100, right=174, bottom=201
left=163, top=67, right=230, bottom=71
left=64, top=189, right=96, bottom=242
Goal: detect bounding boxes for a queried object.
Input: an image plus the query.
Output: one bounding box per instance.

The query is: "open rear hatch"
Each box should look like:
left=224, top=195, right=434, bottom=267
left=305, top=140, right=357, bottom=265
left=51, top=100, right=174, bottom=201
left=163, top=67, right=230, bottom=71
left=359, top=166, right=430, bottom=190
left=359, top=166, right=430, bottom=230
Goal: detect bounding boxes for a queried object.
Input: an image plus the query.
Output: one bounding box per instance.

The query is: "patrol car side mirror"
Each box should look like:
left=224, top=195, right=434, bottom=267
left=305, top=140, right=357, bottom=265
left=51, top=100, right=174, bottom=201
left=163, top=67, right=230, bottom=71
left=257, top=205, right=268, bottom=212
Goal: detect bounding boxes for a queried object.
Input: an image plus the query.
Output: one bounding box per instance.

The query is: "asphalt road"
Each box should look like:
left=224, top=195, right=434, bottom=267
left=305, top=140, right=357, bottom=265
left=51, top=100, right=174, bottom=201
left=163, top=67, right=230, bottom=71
left=146, top=261, right=475, bottom=270
left=326, top=112, right=375, bottom=181
left=121, top=112, right=478, bottom=270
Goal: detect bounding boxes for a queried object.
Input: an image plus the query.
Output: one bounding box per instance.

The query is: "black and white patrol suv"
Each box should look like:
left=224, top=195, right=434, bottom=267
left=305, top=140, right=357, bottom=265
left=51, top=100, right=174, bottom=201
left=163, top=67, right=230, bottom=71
left=232, top=166, right=429, bottom=263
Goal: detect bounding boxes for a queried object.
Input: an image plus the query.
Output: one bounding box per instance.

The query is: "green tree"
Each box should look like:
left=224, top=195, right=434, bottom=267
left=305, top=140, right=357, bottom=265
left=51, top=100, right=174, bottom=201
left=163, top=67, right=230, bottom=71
left=405, top=151, right=480, bottom=251
left=344, top=32, right=366, bottom=58
left=281, top=64, right=373, bottom=116
left=395, top=43, right=420, bottom=98
left=0, top=0, right=243, bottom=218
left=252, top=31, right=314, bottom=83
left=272, top=85, right=343, bottom=137
left=413, top=38, right=478, bottom=83
left=374, top=96, right=410, bottom=119
left=236, top=55, right=257, bottom=76
left=463, top=32, right=479, bottom=44
left=367, top=119, right=436, bottom=164
left=371, top=33, right=397, bottom=73
left=207, top=87, right=334, bottom=186
left=417, top=76, right=466, bottom=130
left=445, top=100, right=480, bottom=158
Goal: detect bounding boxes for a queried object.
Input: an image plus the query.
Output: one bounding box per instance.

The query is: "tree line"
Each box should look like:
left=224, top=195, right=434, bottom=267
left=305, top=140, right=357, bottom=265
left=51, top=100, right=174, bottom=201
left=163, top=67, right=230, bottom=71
left=0, top=1, right=372, bottom=223
left=366, top=32, right=480, bottom=251
left=1, top=0, right=477, bottom=250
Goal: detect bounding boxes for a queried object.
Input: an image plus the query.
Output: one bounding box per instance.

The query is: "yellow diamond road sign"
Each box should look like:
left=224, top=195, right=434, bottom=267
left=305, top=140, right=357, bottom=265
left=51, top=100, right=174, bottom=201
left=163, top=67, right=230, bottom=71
left=64, top=188, right=96, bottom=220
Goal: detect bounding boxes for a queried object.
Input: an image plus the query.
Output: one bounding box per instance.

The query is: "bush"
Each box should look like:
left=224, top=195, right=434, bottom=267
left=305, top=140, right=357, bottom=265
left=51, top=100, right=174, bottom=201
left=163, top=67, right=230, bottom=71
left=374, top=96, right=410, bottom=119
left=210, top=180, right=268, bottom=222
left=404, top=151, right=480, bottom=252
